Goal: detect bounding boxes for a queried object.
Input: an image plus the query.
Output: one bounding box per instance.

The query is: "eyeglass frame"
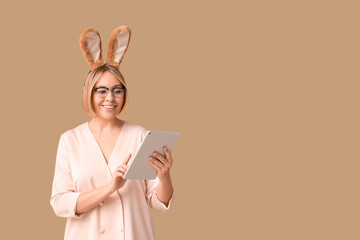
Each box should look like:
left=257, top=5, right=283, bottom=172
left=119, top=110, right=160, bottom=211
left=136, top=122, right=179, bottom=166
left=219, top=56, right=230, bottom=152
left=92, top=87, right=127, bottom=98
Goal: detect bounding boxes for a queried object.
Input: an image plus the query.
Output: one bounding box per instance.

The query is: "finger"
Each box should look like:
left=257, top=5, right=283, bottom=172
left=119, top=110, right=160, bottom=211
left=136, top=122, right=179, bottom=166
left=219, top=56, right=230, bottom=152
left=150, top=159, right=162, bottom=172
left=152, top=152, right=167, bottom=165
left=153, top=153, right=173, bottom=169
left=122, top=153, right=132, bottom=165
left=119, top=172, right=125, bottom=178
left=150, top=157, right=164, bottom=169
left=149, top=155, right=164, bottom=166
left=116, top=163, right=128, bottom=170
left=163, top=146, right=173, bottom=163
left=116, top=165, right=128, bottom=173
left=115, top=171, right=124, bottom=178
left=117, top=168, right=128, bottom=178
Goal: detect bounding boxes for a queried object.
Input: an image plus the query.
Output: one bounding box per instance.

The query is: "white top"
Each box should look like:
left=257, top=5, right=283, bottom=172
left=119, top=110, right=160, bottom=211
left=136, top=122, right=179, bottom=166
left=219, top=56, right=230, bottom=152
left=50, top=120, right=175, bottom=240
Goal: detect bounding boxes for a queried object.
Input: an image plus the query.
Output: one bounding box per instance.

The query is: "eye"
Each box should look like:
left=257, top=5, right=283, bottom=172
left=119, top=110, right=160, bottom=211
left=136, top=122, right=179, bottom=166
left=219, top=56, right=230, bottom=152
left=98, top=90, right=107, bottom=94
left=114, top=89, right=123, bottom=94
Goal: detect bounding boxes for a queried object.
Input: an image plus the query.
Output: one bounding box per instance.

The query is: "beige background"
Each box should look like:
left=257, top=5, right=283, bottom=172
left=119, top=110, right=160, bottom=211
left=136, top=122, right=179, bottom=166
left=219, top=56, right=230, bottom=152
left=0, top=0, right=359, bottom=239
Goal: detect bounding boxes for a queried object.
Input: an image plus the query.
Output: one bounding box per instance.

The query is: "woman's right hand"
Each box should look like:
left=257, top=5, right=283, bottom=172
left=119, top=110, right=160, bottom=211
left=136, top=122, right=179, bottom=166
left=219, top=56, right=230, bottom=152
left=108, top=153, right=132, bottom=193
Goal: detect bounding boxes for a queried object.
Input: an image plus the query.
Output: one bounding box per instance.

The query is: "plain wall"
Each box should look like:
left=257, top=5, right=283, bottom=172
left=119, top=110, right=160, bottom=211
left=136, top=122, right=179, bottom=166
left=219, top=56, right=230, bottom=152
left=0, top=0, right=359, bottom=239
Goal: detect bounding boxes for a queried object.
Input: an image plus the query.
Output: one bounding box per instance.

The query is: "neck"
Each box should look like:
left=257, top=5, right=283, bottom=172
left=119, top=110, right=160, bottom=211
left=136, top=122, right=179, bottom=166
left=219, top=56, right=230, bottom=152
left=89, top=117, right=123, bottom=131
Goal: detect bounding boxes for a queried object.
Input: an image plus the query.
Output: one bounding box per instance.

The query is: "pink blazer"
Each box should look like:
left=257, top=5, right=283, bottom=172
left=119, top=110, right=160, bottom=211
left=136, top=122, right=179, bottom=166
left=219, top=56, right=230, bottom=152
left=50, top=121, right=174, bottom=240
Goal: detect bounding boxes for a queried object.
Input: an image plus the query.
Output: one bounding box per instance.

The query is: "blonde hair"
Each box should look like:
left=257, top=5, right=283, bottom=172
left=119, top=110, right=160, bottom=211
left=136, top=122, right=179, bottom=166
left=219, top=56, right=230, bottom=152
left=82, top=64, right=129, bottom=116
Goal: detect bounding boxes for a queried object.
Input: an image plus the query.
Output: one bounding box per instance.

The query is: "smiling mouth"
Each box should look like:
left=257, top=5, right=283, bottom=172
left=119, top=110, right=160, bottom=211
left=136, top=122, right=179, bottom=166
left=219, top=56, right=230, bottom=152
left=102, top=105, right=116, bottom=109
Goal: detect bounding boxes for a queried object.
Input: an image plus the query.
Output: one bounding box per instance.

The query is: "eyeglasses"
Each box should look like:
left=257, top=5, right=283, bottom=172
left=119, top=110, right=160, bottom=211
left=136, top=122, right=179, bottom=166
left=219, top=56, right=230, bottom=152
left=93, top=87, right=127, bottom=98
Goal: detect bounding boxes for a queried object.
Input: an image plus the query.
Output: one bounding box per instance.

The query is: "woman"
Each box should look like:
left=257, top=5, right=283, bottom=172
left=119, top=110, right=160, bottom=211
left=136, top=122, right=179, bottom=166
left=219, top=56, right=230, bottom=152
left=50, top=26, right=175, bottom=240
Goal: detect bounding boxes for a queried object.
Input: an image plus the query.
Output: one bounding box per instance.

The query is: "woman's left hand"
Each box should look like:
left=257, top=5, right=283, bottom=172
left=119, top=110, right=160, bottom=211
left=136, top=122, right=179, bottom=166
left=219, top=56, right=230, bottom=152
left=149, top=146, right=173, bottom=179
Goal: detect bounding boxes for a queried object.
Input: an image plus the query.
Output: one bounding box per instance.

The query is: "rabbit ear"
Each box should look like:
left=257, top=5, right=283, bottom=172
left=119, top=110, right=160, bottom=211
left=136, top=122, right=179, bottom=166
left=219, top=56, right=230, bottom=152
left=107, top=26, right=131, bottom=68
left=79, top=28, right=103, bottom=70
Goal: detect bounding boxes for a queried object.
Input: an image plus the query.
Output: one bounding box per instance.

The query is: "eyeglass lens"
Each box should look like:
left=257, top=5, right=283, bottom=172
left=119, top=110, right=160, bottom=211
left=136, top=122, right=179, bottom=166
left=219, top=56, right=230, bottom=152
left=94, top=87, right=126, bottom=98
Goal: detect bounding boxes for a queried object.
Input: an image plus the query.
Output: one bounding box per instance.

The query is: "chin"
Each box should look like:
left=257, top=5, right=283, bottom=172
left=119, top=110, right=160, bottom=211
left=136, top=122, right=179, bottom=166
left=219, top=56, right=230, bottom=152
left=95, top=111, right=117, bottom=119
left=94, top=108, right=121, bottom=119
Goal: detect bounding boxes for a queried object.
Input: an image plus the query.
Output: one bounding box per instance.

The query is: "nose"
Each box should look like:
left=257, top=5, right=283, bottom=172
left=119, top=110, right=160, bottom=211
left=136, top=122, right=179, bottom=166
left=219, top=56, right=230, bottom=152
left=105, top=90, right=115, bottom=101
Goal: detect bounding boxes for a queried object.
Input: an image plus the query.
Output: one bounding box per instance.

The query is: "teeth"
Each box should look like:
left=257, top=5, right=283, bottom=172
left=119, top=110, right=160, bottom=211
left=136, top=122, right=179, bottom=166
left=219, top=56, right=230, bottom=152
left=103, top=105, right=116, bottom=109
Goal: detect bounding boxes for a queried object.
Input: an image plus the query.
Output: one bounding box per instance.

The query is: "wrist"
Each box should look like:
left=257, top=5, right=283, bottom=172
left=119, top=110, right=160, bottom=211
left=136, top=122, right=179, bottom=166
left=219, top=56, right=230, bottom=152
left=159, top=173, right=171, bottom=182
left=105, top=183, right=115, bottom=194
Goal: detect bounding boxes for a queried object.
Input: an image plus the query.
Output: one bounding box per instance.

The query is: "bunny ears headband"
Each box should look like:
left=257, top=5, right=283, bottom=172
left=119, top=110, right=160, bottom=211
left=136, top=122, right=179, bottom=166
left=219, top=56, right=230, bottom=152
left=79, top=26, right=131, bottom=70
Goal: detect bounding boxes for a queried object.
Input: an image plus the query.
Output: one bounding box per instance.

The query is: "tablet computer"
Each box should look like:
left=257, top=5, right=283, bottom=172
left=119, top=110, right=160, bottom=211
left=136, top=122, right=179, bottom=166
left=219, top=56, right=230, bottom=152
left=124, top=130, right=180, bottom=179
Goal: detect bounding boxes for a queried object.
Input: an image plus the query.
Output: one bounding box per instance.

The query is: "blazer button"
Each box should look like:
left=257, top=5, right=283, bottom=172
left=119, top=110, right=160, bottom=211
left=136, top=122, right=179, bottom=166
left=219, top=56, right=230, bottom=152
left=99, top=202, right=104, bottom=206
left=99, top=229, right=105, bottom=234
